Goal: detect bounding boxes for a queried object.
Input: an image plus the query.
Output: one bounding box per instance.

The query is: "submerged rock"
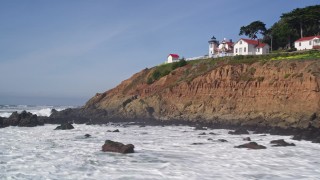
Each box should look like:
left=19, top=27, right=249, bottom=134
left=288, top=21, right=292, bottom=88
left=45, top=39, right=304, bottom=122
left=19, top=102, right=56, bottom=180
left=192, top=142, right=204, bottom=145
left=107, top=129, right=120, bottom=132
left=270, top=139, right=295, bottom=147
left=102, top=140, right=134, bottom=154
left=234, top=142, right=266, bottom=149
left=228, top=128, right=250, bottom=135
left=243, top=137, right=251, bottom=141
left=218, top=139, right=228, bottom=142
left=194, top=126, right=207, bottom=130
left=84, top=134, right=91, bottom=138
left=54, top=122, right=74, bottom=130
left=198, top=132, right=206, bottom=135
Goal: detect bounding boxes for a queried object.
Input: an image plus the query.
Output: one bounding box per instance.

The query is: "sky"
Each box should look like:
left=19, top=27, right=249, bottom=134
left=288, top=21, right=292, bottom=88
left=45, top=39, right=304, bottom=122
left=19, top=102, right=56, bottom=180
left=0, top=0, right=319, bottom=106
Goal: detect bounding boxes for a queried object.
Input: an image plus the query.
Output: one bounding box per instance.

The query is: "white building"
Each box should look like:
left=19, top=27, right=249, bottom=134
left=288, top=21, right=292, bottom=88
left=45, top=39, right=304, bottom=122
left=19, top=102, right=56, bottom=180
left=233, top=38, right=270, bottom=56
left=167, top=54, right=180, bottom=63
left=208, top=36, right=234, bottom=58
left=294, top=35, right=320, bottom=51
left=217, top=38, right=233, bottom=57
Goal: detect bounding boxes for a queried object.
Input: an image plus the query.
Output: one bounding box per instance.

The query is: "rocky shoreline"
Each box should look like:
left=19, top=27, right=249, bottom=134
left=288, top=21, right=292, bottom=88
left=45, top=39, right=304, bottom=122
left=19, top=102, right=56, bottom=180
left=1, top=108, right=320, bottom=144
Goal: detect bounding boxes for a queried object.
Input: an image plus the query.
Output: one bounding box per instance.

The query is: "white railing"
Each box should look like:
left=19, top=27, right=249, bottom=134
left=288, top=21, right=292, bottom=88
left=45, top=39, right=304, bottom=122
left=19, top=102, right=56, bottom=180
left=186, top=56, right=208, bottom=61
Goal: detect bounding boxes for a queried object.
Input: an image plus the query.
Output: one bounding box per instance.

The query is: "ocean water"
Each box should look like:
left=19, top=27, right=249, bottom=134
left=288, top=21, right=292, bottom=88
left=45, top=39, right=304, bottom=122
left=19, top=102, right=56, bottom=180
left=0, top=105, right=73, bottom=118
left=1, top=123, right=320, bottom=180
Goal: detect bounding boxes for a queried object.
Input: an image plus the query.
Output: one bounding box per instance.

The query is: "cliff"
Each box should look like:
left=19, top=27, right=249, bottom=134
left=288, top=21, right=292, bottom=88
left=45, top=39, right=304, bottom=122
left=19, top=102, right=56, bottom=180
left=83, top=52, right=320, bottom=129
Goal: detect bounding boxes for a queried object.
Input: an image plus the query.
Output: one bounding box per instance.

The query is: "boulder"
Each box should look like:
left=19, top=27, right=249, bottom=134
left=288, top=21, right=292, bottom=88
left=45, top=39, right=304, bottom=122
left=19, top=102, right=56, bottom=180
left=102, top=140, right=134, bottom=153
left=54, top=122, right=74, bottom=130
left=234, top=142, right=266, bottom=149
left=270, top=139, right=295, bottom=147
left=228, top=128, right=250, bottom=135
left=2, top=111, right=43, bottom=127
left=84, top=134, right=91, bottom=138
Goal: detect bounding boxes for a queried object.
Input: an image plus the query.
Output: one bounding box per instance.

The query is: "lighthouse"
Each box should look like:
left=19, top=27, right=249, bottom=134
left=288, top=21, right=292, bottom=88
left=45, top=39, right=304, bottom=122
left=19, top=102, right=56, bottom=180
left=208, top=36, right=219, bottom=58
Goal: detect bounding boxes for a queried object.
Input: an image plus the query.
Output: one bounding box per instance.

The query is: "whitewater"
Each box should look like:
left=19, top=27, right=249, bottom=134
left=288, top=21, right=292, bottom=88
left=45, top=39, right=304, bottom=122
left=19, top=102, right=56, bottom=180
left=0, top=105, right=73, bottom=118
left=1, top=123, right=320, bottom=179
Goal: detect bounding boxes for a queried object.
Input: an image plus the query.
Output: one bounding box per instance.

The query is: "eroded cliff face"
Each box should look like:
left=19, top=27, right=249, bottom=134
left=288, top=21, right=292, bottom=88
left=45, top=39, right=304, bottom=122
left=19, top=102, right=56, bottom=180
left=84, top=60, right=320, bottom=129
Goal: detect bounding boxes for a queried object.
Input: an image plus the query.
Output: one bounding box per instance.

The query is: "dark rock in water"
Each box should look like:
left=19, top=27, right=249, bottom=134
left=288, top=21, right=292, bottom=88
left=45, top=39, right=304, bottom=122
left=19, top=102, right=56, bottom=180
left=139, top=125, right=146, bottom=127
left=84, top=134, right=91, bottom=138
left=260, top=134, right=267, bottom=136
left=2, top=111, right=43, bottom=127
left=207, top=138, right=213, bottom=141
left=54, top=122, right=74, bottom=130
left=0, top=117, right=3, bottom=128
left=234, top=142, right=266, bottom=149
left=209, top=132, right=217, bottom=135
left=192, top=142, right=204, bottom=145
left=292, top=128, right=320, bottom=143
left=107, top=129, right=120, bottom=132
left=312, top=137, right=320, bottom=143
left=198, top=132, right=206, bottom=135
left=218, top=139, right=228, bottom=142
left=102, top=140, right=134, bottom=153
left=228, top=128, right=250, bottom=135
left=47, top=107, right=108, bottom=125
left=51, top=109, right=58, bottom=114
left=270, top=139, right=295, bottom=147
left=243, top=137, right=251, bottom=141
left=194, top=126, right=207, bottom=130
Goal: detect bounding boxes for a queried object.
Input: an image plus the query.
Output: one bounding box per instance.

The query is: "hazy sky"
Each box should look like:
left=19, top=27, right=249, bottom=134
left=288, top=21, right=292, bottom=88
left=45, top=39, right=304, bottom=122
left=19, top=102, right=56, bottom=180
left=0, top=0, right=318, bottom=105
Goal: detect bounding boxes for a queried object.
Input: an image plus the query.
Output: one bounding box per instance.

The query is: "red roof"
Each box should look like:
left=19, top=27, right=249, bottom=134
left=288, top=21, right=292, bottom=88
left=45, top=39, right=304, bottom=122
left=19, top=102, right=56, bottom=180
left=226, top=42, right=234, bottom=47
left=168, top=54, right=179, bottom=58
left=295, top=35, right=320, bottom=42
left=240, top=38, right=267, bottom=47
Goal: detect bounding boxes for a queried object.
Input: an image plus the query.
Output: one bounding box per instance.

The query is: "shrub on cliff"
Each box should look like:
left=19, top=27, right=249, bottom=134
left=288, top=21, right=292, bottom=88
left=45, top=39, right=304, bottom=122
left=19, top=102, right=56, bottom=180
left=147, top=59, right=187, bottom=84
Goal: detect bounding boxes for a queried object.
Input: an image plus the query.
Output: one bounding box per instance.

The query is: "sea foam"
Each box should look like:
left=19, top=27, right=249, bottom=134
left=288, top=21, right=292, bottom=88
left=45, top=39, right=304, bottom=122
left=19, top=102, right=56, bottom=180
left=0, top=124, right=319, bottom=179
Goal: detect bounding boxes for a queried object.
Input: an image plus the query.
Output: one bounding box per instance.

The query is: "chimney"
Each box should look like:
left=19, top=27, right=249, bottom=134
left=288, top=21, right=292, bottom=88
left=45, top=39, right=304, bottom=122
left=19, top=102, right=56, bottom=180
left=229, top=39, right=232, bottom=43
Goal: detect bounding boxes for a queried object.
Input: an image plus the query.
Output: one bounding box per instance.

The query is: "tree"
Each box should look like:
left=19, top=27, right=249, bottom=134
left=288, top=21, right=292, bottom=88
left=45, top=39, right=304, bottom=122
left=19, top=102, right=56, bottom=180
left=281, top=5, right=320, bottom=38
left=268, top=19, right=297, bottom=50
left=239, top=21, right=267, bottom=40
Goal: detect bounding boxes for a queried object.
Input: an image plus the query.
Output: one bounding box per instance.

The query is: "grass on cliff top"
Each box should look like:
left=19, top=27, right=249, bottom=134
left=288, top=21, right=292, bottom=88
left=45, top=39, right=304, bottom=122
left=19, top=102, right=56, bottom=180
left=270, top=50, right=320, bottom=60
left=146, top=50, right=320, bottom=85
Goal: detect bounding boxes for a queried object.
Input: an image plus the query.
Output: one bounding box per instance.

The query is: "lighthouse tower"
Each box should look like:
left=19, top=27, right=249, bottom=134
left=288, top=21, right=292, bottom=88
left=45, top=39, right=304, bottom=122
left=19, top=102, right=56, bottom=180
left=208, top=36, right=219, bottom=58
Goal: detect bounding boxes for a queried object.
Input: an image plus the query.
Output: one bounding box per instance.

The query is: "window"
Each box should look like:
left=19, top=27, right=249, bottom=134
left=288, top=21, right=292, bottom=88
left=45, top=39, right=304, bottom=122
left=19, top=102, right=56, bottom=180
left=239, top=48, right=242, bottom=53
left=240, top=41, right=242, bottom=45
left=299, top=42, right=301, bottom=46
left=309, top=41, right=312, bottom=45
left=235, top=48, right=238, bottom=53
left=244, top=47, right=246, bottom=52
left=257, top=48, right=260, bottom=52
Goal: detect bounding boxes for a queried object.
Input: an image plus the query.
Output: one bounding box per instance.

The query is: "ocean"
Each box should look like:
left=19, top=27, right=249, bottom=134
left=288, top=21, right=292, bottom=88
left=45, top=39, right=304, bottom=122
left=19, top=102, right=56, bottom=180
left=1, top=106, right=320, bottom=179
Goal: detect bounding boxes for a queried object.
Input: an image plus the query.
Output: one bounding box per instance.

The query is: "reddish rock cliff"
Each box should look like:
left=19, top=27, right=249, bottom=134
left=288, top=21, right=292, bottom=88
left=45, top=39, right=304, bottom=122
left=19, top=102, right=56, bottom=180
left=84, top=59, right=320, bottom=129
